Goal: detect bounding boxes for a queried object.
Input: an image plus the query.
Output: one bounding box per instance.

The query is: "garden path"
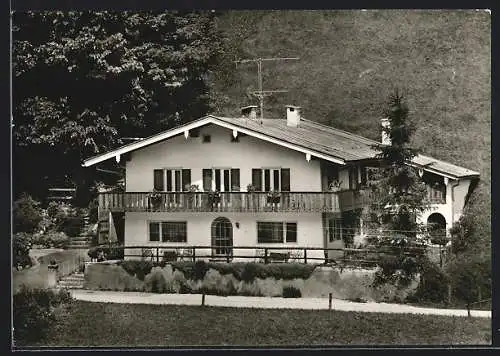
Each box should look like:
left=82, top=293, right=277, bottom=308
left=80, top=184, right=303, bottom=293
left=69, top=290, right=491, bottom=318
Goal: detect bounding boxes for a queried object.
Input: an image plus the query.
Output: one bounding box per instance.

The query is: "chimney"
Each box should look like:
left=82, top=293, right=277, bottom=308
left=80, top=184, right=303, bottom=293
left=381, top=118, right=391, bottom=145
left=241, top=105, right=258, bottom=120
left=286, top=105, right=302, bottom=127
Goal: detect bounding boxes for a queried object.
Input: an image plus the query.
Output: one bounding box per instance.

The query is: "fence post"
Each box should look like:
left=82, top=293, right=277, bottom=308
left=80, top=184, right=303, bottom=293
left=304, top=249, right=307, bottom=264
left=447, top=283, right=452, bottom=305
left=192, top=247, right=196, bottom=263
left=329, top=293, right=332, bottom=310
left=156, top=247, right=159, bottom=264
left=264, top=248, right=268, bottom=264
left=202, top=292, right=205, bottom=306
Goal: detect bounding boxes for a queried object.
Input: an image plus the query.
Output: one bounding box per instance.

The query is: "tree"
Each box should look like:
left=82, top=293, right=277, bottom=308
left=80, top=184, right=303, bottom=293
left=13, top=194, right=43, bottom=234
left=366, top=91, right=430, bottom=286
left=13, top=11, right=224, bottom=203
left=367, top=91, right=429, bottom=241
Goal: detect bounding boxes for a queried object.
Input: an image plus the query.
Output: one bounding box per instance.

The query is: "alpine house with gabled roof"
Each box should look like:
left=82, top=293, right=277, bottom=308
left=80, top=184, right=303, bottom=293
left=83, top=105, right=480, bottom=263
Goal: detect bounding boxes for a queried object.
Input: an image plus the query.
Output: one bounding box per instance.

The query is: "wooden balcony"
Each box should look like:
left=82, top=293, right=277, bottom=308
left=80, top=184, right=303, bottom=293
left=98, top=190, right=370, bottom=214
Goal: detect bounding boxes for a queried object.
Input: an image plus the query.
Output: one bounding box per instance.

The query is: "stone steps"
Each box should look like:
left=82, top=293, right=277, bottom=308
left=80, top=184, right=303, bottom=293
left=57, top=272, right=85, bottom=289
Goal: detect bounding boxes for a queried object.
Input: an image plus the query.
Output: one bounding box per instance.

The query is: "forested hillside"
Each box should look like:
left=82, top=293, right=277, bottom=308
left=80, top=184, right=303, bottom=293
left=210, top=10, right=491, bottom=249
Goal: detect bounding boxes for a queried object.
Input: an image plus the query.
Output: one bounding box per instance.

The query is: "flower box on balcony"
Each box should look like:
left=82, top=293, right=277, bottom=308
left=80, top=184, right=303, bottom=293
left=266, top=191, right=281, bottom=204
left=148, top=190, right=163, bottom=210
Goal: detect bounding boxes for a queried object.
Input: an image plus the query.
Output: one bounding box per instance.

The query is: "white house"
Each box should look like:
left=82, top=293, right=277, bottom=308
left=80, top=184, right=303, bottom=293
left=82, top=105, right=479, bottom=263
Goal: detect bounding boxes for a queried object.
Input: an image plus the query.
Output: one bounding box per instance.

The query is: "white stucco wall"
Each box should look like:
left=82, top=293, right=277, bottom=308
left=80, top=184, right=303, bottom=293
left=124, top=211, right=325, bottom=263
left=418, top=177, right=472, bottom=234
left=125, top=124, right=322, bottom=192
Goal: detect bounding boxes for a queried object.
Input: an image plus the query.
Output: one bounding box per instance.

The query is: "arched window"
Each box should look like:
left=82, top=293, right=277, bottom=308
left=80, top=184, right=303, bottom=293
left=211, top=217, right=233, bottom=260
left=427, top=213, right=447, bottom=245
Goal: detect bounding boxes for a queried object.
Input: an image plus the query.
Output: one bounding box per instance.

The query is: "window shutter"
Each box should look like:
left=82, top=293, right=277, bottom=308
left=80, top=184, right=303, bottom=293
left=174, top=170, right=181, bottom=191
left=182, top=169, right=191, bottom=191
left=214, top=169, right=221, bottom=191
left=166, top=170, right=172, bottom=191
left=231, top=169, right=240, bottom=191
left=223, top=169, right=230, bottom=192
left=286, top=222, right=297, bottom=242
left=154, top=170, right=164, bottom=191
left=252, top=169, right=262, bottom=191
left=273, top=170, right=280, bottom=191
left=281, top=168, right=290, bottom=191
left=203, top=169, right=212, bottom=191
left=264, top=169, right=271, bottom=192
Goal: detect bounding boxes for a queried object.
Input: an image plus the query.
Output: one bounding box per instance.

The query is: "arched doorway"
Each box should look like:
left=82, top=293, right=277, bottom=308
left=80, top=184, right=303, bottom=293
left=211, top=217, right=233, bottom=260
left=427, top=213, right=447, bottom=245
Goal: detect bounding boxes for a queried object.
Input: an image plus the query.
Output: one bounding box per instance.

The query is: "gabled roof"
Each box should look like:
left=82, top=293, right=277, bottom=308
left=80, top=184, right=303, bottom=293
left=82, top=115, right=480, bottom=179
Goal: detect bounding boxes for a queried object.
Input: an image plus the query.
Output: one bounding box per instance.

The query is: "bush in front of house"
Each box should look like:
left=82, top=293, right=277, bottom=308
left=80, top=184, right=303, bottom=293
left=32, top=231, right=69, bottom=249
left=13, top=286, right=72, bottom=345
left=193, top=260, right=210, bottom=280
left=13, top=194, right=43, bottom=234
left=120, top=260, right=154, bottom=281
left=283, top=286, right=302, bottom=298
left=84, top=263, right=145, bottom=291
left=144, top=270, right=169, bottom=293
left=406, top=258, right=449, bottom=304
left=13, top=232, right=33, bottom=270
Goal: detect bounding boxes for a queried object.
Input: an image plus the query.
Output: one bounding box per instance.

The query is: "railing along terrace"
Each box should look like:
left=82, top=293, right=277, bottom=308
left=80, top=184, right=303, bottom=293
left=87, top=244, right=431, bottom=268
left=98, top=190, right=370, bottom=213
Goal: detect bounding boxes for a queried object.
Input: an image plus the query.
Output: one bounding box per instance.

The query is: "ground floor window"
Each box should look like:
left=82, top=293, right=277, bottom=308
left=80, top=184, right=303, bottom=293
left=257, top=222, right=297, bottom=243
left=328, top=219, right=342, bottom=242
left=149, top=221, right=187, bottom=242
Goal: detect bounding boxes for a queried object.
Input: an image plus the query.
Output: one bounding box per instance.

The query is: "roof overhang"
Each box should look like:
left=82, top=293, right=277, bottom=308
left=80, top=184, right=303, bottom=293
left=406, top=161, right=480, bottom=180
left=82, top=115, right=347, bottom=167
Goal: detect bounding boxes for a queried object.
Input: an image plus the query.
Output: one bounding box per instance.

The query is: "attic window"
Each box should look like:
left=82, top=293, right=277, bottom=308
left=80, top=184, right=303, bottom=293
left=191, top=128, right=200, bottom=138
left=289, top=107, right=295, bottom=112
left=202, top=135, right=211, bottom=143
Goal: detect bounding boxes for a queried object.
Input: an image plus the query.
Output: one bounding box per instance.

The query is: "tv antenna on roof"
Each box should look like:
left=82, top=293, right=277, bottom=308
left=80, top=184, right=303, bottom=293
left=234, top=57, right=299, bottom=119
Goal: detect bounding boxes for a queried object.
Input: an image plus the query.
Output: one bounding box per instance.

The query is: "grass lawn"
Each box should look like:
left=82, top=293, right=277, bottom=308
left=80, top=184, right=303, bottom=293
left=29, top=301, right=491, bottom=347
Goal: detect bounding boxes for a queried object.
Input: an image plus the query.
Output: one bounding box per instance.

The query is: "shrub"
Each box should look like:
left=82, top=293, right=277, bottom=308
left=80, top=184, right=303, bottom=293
left=265, top=263, right=316, bottom=280
left=88, top=246, right=100, bottom=259
left=144, top=271, right=168, bottom=293
left=409, top=258, right=449, bottom=303
left=193, top=260, right=209, bottom=280
left=60, top=216, right=84, bottom=237
left=13, top=232, right=32, bottom=269
left=120, top=260, right=153, bottom=281
left=13, top=194, right=43, bottom=234
left=37, top=231, right=69, bottom=249
left=283, top=286, right=302, bottom=298
left=241, top=263, right=260, bottom=282
left=13, top=287, right=72, bottom=345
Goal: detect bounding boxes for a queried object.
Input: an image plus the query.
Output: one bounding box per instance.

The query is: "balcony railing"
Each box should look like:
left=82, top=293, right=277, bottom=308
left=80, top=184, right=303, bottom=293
left=98, top=190, right=370, bottom=214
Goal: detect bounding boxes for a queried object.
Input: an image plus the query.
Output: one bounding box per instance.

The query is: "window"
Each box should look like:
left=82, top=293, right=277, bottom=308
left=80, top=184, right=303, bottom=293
left=203, top=168, right=240, bottom=192
left=328, top=219, right=342, bottom=242
left=202, top=135, right=211, bottom=143
left=257, top=222, right=297, bottom=243
left=251, top=168, right=290, bottom=191
left=153, top=169, right=191, bottom=191
left=154, top=169, right=164, bottom=191
left=149, top=221, right=187, bottom=242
